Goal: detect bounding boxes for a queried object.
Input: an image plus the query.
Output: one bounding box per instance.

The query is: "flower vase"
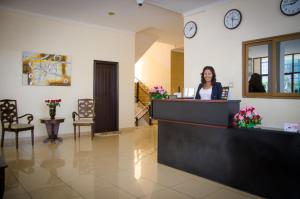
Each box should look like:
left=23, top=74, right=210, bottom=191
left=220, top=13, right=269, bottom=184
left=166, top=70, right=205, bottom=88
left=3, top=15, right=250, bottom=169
left=49, top=107, right=56, bottom=119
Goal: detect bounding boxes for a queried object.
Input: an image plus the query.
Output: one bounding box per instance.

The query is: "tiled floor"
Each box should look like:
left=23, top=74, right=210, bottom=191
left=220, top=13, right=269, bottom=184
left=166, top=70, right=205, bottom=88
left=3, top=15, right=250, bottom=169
left=1, top=126, right=262, bottom=199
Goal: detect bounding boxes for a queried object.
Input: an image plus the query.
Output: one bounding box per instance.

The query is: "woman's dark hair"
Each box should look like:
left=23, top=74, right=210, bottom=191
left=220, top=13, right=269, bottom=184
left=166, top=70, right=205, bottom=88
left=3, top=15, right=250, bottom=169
left=201, top=66, right=216, bottom=85
left=249, top=73, right=266, bottom=92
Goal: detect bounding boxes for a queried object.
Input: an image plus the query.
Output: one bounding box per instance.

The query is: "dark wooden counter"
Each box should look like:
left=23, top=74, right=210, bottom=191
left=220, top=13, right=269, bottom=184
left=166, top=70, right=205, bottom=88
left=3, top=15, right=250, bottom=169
left=151, top=99, right=240, bottom=127
left=152, top=99, right=300, bottom=199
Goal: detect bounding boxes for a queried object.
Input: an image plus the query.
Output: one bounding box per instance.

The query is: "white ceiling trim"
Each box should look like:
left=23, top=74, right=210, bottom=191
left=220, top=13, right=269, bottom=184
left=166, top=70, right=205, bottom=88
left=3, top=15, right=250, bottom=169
left=145, top=1, right=183, bottom=15
left=183, top=0, right=233, bottom=17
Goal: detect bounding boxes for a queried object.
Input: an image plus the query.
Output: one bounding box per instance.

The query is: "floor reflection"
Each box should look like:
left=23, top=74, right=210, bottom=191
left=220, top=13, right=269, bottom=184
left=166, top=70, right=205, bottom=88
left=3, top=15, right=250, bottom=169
left=40, top=144, right=65, bottom=184
left=72, top=139, right=94, bottom=175
left=1, top=148, right=35, bottom=176
left=1, top=126, right=262, bottom=199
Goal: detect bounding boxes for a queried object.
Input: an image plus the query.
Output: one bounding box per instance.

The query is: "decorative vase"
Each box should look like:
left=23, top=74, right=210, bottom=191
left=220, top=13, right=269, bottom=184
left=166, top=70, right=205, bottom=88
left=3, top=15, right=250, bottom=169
left=49, top=106, right=56, bottom=119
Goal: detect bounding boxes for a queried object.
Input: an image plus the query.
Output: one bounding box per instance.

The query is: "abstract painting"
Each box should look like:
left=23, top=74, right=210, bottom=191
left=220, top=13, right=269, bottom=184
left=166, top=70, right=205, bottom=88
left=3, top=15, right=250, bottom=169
left=22, top=51, right=71, bottom=86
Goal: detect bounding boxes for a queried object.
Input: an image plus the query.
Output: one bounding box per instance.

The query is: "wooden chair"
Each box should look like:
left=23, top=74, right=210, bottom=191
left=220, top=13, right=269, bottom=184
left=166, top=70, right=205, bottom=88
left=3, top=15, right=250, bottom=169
left=72, top=99, right=95, bottom=140
left=221, top=86, right=230, bottom=100
left=0, top=99, right=34, bottom=149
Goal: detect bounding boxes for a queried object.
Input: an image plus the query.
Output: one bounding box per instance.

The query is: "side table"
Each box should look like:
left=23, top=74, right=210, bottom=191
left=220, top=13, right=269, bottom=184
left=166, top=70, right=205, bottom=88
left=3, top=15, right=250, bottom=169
left=40, top=118, right=65, bottom=143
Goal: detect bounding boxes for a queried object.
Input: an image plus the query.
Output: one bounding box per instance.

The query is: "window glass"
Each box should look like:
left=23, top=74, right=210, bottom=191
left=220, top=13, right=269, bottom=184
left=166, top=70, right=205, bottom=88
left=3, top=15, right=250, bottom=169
left=261, top=57, right=268, bottom=74
left=294, top=54, right=300, bottom=72
left=243, top=32, right=300, bottom=99
left=277, top=39, right=300, bottom=93
left=294, top=73, right=300, bottom=93
left=284, top=55, right=292, bottom=73
left=248, top=45, right=269, bottom=93
left=262, top=76, right=268, bottom=92
left=284, top=74, right=292, bottom=93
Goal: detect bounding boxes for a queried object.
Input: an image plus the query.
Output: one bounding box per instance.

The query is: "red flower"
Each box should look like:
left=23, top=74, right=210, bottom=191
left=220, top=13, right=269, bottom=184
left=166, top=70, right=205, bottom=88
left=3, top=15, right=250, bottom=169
left=232, top=121, right=237, bottom=127
left=45, top=99, right=62, bottom=107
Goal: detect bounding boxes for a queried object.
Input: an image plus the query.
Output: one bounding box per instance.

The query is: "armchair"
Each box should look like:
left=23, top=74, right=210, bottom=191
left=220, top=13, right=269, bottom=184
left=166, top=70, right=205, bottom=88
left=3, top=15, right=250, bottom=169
left=0, top=99, right=34, bottom=149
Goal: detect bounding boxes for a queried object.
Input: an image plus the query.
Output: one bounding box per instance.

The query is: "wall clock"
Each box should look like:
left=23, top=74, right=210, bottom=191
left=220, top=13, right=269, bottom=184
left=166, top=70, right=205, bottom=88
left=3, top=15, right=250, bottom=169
left=280, top=0, right=300, bottom=16
left=184, top=21, right=197, bottom=39
left=224, top=9, right=242, bottom=29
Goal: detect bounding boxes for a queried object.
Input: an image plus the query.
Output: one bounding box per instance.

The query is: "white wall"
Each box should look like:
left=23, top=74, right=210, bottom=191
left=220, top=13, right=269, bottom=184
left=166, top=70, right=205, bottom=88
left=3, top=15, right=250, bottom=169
left=135, top=31, right=158, bottom=62
left=0, top=8, right=135, bottom=137
left=184, top=0, right=300, bottom=128
left=135, top=42, right=174, bottom=93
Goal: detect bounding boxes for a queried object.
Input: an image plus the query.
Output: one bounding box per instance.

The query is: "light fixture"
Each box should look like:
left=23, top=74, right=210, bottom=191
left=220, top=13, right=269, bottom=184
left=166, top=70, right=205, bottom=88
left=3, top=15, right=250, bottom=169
left=108, top=11, right=115, bottom=16
left=136, top=0, right=144, bottom=6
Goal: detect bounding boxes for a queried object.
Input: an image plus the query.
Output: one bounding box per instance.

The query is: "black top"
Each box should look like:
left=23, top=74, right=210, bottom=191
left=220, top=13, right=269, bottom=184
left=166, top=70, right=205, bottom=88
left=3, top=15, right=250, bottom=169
left=249, top=84, right=266, bottom=92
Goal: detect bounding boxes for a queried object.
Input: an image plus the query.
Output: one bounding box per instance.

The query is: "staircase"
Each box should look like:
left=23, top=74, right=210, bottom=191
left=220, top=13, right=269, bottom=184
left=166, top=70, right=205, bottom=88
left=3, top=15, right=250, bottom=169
left=134, top=79, right=152, bottom=126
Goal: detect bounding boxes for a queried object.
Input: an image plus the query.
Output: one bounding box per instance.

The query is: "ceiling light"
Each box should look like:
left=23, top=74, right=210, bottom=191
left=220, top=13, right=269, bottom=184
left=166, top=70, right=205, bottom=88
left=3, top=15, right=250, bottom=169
left=108, top=11, right=115, bottom=16
left=136, top=0, right=144, bottom=6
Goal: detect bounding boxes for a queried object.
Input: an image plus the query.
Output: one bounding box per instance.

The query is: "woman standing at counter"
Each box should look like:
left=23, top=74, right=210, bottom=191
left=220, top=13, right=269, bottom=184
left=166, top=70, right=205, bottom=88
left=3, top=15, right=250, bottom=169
left=195, top=66, right=222, bottom=100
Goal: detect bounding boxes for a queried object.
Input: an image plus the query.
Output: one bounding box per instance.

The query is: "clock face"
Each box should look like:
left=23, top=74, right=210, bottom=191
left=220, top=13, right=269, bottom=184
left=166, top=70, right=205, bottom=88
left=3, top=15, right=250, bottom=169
left=224, top=9, right=242, bottom=29
left=280, top=0, right=300, bottom=16
left=184, top=21, right=197, bottom=39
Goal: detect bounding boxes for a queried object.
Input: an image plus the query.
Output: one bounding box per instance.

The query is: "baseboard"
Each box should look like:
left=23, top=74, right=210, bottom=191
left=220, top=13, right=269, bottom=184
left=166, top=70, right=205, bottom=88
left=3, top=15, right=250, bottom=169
left=0, top=126, right=154, bottom=143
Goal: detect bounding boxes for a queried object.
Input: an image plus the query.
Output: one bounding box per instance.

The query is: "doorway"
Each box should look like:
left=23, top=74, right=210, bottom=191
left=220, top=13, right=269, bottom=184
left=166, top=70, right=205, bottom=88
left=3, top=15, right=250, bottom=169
left=171, top=50, right=184, bottom=94
left=93, top=60, right=118, bottom=133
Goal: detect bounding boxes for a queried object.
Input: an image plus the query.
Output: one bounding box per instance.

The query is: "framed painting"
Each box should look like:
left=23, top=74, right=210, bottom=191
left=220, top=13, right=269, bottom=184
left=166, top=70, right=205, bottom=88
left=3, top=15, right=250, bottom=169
left=22, top=52, right=71, bottom=86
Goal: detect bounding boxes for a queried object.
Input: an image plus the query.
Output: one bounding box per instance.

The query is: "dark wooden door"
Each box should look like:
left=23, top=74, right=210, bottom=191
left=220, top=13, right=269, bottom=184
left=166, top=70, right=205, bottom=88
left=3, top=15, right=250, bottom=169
left=93, top=60, right=118, bottom=133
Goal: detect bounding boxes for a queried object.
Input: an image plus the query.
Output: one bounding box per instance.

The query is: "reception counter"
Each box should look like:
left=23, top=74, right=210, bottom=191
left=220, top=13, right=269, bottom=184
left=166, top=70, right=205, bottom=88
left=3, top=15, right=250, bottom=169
left=151, top=99, right=300, bottom=199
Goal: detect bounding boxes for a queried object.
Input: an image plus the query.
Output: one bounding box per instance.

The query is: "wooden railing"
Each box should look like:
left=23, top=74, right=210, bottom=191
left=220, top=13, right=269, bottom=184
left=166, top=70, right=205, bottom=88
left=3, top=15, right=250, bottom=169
left=134, top=79, right=152, bottom=126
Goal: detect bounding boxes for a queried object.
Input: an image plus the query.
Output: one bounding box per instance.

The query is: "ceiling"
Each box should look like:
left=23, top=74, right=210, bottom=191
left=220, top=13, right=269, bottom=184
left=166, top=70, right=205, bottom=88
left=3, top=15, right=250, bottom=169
left=0, top=0, right=229, bottom=47
left=147, top=0, right=229, bottom=15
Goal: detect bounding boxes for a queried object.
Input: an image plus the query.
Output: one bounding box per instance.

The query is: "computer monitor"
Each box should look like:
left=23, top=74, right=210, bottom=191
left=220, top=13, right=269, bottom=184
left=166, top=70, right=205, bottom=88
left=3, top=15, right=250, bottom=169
left=184, top=88, right=195, bottom=98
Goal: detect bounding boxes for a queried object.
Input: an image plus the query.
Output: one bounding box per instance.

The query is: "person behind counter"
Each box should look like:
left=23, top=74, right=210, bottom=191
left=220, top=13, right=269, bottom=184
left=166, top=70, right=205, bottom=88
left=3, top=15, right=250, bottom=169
left=248, top=73, right=266, bottom=93
left=195, top=66, right=222, bottom=100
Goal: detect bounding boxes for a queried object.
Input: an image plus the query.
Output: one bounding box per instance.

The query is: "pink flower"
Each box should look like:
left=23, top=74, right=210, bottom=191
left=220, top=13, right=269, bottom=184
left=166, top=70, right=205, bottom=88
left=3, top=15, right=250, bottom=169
left=245, top=106, right=251, bottom=110
left=234, top=113, right=239, bottom=119
left=150, top=85, right=168, bottom=99
left=238, top=115, right=244, bottom=121
left=246, top=111, right=251, bottom=117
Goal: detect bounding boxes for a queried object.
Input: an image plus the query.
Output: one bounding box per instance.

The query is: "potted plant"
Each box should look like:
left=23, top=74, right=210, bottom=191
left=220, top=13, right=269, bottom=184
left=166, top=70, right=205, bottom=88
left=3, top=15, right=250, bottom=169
left=149, top=86, right=168, bottom=99
left=45, top=99, right=62, bottom=119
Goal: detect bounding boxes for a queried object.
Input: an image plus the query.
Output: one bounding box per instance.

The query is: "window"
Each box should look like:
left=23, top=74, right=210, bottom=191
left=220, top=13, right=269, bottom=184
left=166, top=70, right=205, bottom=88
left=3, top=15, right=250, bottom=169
left=243, top=32, right=300, bottom=99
